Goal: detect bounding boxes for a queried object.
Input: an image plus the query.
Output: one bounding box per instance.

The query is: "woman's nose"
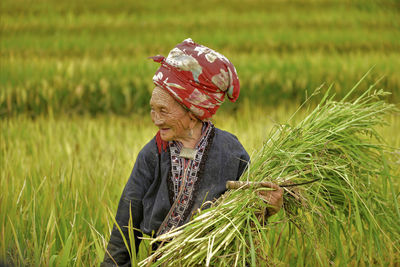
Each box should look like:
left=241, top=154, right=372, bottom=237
left=152, top=112, right=164, bottom=126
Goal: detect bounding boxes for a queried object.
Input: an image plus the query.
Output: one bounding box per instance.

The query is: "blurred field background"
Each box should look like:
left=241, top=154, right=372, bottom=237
left=1, top=0, right=399, bottom=266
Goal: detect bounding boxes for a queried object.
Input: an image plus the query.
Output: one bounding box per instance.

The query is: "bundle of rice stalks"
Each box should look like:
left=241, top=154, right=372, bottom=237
left=140, top=79, right=399, bottom=266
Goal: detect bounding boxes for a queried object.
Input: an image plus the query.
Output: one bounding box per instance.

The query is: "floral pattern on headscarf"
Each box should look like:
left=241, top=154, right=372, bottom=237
left=150, top=38, right=240, bottom=120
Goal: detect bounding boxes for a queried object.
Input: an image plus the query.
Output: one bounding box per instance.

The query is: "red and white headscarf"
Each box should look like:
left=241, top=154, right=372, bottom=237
left=150, top=38, right=240, bottom=120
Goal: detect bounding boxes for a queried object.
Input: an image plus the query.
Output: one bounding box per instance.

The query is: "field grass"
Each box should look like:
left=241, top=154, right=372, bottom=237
left=1, top=0, right=400, bottom=265
left=1, top=0, right=400, bottom=117
left=1, top=101, right=399, bottom=266
left=0, top=104, right=289, bottom=266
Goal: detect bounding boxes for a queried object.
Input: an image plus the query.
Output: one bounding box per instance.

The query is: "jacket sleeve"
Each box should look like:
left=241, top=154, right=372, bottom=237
left=236, top=144, right=250, bottom=181
left=101, top=144, right=156, bottom=267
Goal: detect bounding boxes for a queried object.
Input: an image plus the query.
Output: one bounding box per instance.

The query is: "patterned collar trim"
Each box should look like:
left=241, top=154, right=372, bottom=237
left=158, top=121, right=214, bottom=235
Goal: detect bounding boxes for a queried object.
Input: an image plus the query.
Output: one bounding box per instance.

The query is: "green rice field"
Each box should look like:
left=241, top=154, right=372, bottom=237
left=1, top=0, right=400, bottom=117
left=1, top=0, right=399, bottom=266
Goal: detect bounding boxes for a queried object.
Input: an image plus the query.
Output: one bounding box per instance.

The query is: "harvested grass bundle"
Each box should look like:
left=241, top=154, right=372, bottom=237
left=140, top=79, right=399, bottom=266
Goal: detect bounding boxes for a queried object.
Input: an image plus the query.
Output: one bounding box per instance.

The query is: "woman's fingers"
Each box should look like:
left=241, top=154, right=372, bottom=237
left=260, top=181, right=279, bottom=189
left=260, top=182, right=284, bottom=195
left=257, top=183, right=284, bottom=215
left=226, top=181, right=284, bottom=216
left=258, top=183, right=283, bottom=196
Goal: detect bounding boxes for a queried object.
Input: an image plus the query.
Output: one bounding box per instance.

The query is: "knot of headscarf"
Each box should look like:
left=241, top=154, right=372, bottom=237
left=150, top=38, right=240, bottom=120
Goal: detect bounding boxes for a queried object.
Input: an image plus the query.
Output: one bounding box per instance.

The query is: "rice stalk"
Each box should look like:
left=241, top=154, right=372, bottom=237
left=140, top=82, right=400, bottom=266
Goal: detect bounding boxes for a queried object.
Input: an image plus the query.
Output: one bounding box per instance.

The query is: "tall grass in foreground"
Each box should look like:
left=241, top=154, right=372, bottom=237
left=0, top=104, right=291, bottom=266
left=0, top=115, right=155, bottom=266
left=1, top=98, right=398, bottom=266
left=141, top=83, right=400, bottom=266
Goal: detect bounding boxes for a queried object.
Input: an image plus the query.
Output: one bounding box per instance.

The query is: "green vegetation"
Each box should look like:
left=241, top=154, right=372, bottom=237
left=1, top=93, right=399, bottom=266
left=143, top=85, right=400, bottom=266
left=0, top=104, right=289, bottom=266
left=1, top=0, right=400, bottom=117
left=1, top=0, right=399, bottom=266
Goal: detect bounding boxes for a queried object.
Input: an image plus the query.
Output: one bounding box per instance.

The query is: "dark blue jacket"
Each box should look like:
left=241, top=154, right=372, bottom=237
left=102, top=128, right=249, bottom=266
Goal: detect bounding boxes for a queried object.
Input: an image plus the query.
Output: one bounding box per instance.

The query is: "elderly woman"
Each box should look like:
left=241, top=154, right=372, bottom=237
left=102, top=39, right=283, bottom=266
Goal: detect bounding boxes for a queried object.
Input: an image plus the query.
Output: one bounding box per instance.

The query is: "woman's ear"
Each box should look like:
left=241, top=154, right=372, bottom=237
left=188, top=112, right=200, bottom=127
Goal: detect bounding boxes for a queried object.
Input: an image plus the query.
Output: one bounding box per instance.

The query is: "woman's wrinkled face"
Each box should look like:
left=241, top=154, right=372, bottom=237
left=150, top=86, right=192, bottom=142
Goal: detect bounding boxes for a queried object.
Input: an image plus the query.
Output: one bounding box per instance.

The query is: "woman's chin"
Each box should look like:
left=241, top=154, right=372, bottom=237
left=160, top=132, right=173, bottom=142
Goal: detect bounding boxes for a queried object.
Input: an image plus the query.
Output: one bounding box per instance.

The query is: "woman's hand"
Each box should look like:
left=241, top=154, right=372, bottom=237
left=256, top=182, right=284, bottom=216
